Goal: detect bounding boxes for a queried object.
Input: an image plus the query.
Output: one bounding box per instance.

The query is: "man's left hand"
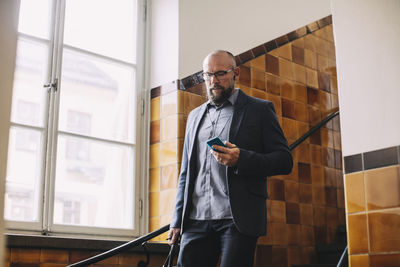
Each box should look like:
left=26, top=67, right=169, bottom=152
left=211, top=141, right=240, bottom=167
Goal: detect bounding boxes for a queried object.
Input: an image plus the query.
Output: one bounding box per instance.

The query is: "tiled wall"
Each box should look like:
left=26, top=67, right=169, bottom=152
left=4, top=247, right=167, bottom=267
left=149, top=16, right=346, bottom=267
left=344, top=146, right=400, bottom=267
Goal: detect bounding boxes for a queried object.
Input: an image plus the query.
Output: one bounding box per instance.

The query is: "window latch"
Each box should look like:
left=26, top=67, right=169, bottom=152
left=44, top=78, right=58, bottom=93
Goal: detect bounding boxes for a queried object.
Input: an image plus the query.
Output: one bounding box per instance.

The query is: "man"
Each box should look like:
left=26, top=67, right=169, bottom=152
left=168, top=50, right=293, bottom=267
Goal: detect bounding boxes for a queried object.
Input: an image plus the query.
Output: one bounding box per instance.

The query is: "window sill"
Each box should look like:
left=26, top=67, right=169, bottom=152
left=6, top=233, right=170, bottom=254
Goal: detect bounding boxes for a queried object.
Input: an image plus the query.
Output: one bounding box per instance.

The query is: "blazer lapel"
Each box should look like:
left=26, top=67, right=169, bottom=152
left=188, top=103, right=207, bottom=159
left=229, top=90, right=249, bottom=143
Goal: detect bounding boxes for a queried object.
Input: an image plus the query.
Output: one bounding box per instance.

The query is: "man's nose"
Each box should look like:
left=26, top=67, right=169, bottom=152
left=210, top=74, right=219, bottom=84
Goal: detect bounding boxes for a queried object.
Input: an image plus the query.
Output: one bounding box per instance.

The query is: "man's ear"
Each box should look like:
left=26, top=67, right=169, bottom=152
left=234, top=66, right=240, bottom=77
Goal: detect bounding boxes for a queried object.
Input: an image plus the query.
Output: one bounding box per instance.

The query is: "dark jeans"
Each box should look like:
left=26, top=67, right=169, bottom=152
left=177, top=219, right=258, bottom=267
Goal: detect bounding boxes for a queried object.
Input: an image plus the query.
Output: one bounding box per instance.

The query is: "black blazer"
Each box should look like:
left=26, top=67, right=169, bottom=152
left=171, top=89, right=293, bottom=237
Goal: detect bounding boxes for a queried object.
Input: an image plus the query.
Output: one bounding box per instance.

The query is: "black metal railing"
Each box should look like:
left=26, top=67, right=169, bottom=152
left=337, top=246, right=348, bottom=267
left=67, top=109, right=340, bottom=267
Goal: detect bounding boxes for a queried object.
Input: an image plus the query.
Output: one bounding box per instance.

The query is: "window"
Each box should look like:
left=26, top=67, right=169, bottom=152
left=5, top=0, right=145, bottom=238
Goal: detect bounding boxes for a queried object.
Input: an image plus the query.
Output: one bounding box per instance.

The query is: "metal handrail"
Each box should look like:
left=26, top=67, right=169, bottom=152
left=67, top=109, right=341, bottom=267
left=336, top=246, right=348, bottom=267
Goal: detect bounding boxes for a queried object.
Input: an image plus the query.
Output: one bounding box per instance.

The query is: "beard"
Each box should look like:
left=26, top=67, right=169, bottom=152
left=207, top=83, right=234, bottom=105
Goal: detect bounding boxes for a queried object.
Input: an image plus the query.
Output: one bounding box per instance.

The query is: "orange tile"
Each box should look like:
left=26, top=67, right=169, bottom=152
left=319, top=91, right=332, bottom=111
left=279, top=58, right=293, bottom=80
left=270, top=200, right=286, bottom=223
left=287, top=224, right=301, bottom=245
left=293, top=63, right=306, bottom=84
left=40, top=263, right=68, bottom=267
left=292, top=37, right=304, bottom=48
left=350, top=254, right=369, bottom=267
left=347, top=213, right=368, bottom=254
left=149, top=216, right=160, bottom=232
left=281, top=79, right=295, bottom=100
left=282, top=118, right=297, bottom=140
left=368, top=208, right=400, bottom=253
left=161, top=91, right=178, bottom=118
left=321, top=128, right=334, bottom=148
left=251, top=68, right=266, bottom=90
left=344, top=172, right=365, bottom=213
left=304, top=49, right=317, bottom=70
left=250, top=88, right=267, bottom=100
left=370, top=253, right=400, bottom=267
left=160, top=140, right=178, bottom=166
left=149, top=192, right=160, bottom=217
left=277, top=43, right=292, bottom=61
left=150, top=120, right=160, bottom=144
left=11, top=249, right=40, bottom=263
left=161, top=115, right=178, bottom=141
left=296, top=121, right=309, bottom=140
left=317, top=54, right=330, bottom=73
left=304, top=34, right=318, bottom=52
left=294, top=102, right=308, bottom=122
left=306, top=68, right=318, bottom=88
left=69, top=251, right=97, bottom=265
left=149, top=143, right=160, bottom=169
left=150, top=97, right=160, bottom=121
left=149, top=168, right=160, bottom=192
left=265, top=93, right=282, bottom=117
left=250, top=55, right=266, bottom=71
left=364, top=166, right=400, bottom=210
left=294, top=83, right=307, bottom=103
left=314, top=25, right=334, bottom=43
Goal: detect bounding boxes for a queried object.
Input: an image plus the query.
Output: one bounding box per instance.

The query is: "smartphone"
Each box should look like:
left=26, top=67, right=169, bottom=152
left=206, top=136, right=226, bottom=153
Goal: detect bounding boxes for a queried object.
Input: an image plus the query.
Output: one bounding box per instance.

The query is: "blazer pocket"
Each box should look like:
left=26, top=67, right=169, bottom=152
left=246, top=179, right=268, bottom=198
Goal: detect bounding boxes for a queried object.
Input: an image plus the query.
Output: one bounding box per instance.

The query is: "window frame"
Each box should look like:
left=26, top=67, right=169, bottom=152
left=5, top=0, right=148, bottom=239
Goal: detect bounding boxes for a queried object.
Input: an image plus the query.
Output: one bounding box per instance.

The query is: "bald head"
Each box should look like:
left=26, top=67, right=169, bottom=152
left=202, top=50, right=236, bottom=70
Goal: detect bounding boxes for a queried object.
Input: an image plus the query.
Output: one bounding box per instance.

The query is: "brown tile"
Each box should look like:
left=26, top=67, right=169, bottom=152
left=310, top=145, right=322, bottom=165
left=322, top=147, right=335, bottom=168
left=265, top=74, right=280, bottom=95
left=293, top=63, right=306, bottom=84
left=304, top=35, right=318, bottom=52
left=368, top=208, right=400, bottom=253
left=299, top=183, right=313, bottom=204
left=321, top=128, right=334, bottom=149
left=314, top=225, right=327, bottom=244
left=326, top=207, right=338, bottom=228
left=347, top=214, right=368, bottom=254
left=282, top=98, right=295, bottom=119
left=184, top=92, right=206, bottom=116
left=318, top=72, right=331, bottom=92
left=276, top=34, right=289, bottom=46
left=265, top=54, right=279, bottom=76
left=265, top=93, right=282, bottom=117
left=281, top=79, right=295, bottom=100
left=238, top=65, right=251, bottom=86
left=185, top=82, right=206, bottom=97
left=309, top=129, right=322, bottom=146
left=40, top=263, right=67, bottom=267
left=311, top=164, right=324, bottom=185
left=350, top=254, right=369, bottom=267
left=252, top=46, right=266, bottom=59
left=271, top=246, right=288, bottom=267
left=268, top=178, right=285, bottom=201
left=370, top=253, right=400, bottom=267
left=313, top=185, right=326, bottom=205
left=68, top=251, right=98, bottom=265
left=306, top=68, right=319, bottom=88
left=150, top=120, right=160, bottom=144
left=337, top=188, right=345, bottom=208
left=334, top=149, right=343, bottom=170
left=296, top=121, right=309, bottom=139
left=292, top=37, right=304, bottom=49
left=307, top=87, right=320, bottom=107
left=324, top=167, right=336, bottom=188
left=250, top=88, right=267, bottom=100
left=11, top=249, right=40, bottom=263
left=325, top=187, right=337, bottom=207
left=119, top=253, right=147, bottom=265
left=365, top=166, right=400, bottom=210
left=251, top=68, right=266, bottom=90
left=285, top=181, right=299, bottom=203
left=308, top=105, right=321, bottom=125
left=255, top=245, right=272, bottom=266
left=313, top=206, right=326, bottom=226
left=300, top=203, right=314, bottom=225
left=271, top=223, right=288, bottom=245
left=287, top=246, right=302, bottom=267
left=279, top=58, right=293, bottom=80
left=250, top=55, right=266, bottom=71
left=317, top=54, right=330, bottom=73
left=150, top=97, right=160, bottom=121
left=300, top=225, right=315, bottom=246
left=287, top=224, right=301, bottom=245
left=336, top=169, right=344, bottom=188
left=270, top=200, right=286, bottom=223
left=330, top=76, right=338, bottom=94
left=292, top=46, right=304, bottom=65
left=277, top=43, right=292, bottom=61
left=298, top=163, right=311, bottom=184
left=286, top=202, right=300, bottom=224
left=301, top=246, right=316, bottom=264
left=238, top=50, right=254, bottom=63
left=160, top=163, right=178, bottom=190
left=319, top=91, right=332, bottom=111
left=149, top=168, right=160, bottom=192
left=294, top=142, right=310, bottom=163
left=306, top=22, right=319, bottom=33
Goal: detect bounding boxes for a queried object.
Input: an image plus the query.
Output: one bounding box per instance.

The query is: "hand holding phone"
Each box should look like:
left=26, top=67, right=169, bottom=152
left=206, top=137, right=227, bottom=153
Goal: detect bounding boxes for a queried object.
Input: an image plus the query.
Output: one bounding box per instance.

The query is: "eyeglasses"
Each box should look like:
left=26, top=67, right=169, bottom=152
left=202, top=68, right=234, bottom=81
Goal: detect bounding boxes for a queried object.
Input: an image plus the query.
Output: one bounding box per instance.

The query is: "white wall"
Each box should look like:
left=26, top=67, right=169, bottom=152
left=149, top=0, right=331, bottom=88
left=0, top=0, right=19, bottom=264
left=331, top=0, right=400, bottom=156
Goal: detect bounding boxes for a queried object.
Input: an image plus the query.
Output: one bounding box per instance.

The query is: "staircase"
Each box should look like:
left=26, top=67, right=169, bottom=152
left=292, top=226, right=348, bottom=267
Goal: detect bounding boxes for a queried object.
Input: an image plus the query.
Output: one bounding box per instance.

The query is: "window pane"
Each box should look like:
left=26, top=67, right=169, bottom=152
left=11, top=39, right=49, bottom=128
left=63, top=0, right=137, bottom=63
left=58, top=49, right=136, bottom=143
left=18, top=0, right=52, bottom=39
left=54, top=135, right=134, bottom=229
left=4, top=127, right=43, bottom=222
